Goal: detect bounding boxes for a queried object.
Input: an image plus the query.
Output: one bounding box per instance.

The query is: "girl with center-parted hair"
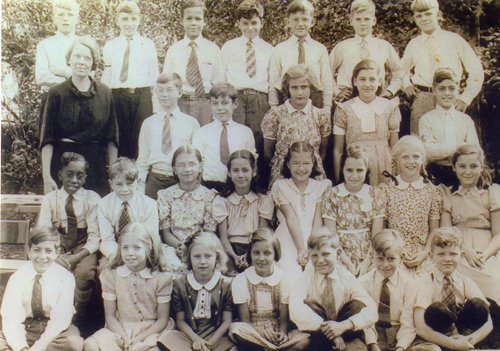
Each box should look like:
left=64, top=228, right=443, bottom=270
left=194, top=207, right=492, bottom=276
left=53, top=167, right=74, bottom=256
left=261, top=64, right=331, bottom=189
left=157, top=231, right=236, bottom=351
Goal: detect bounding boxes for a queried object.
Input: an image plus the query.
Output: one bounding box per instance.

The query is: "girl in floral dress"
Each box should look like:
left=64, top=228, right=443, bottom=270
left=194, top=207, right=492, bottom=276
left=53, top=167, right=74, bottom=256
left=322, top=145, right=385, bottom=276
left=157, top=145, right=217, bottom=262
left=441, top=144, right=500, bottom=305
left=333, top=59, right=401, bottom=185
left=379, top=136, right=441, bottom=277
left=213, top=150, right=274, bottom=272
left=261, top=64, right=331, bottom=188
left=272, top=141, right=331, bottom=276
left=230, top=229, right=310, bottom=351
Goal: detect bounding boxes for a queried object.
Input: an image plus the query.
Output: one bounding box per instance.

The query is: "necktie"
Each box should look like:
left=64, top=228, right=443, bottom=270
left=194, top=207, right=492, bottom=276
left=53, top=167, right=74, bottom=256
left=32, top=274, right=45, bottom=320
left=246, top=39, right=257, bottom=78
left=118, top=202, right=131, bottom=234
left=162, top=114, right=172, bottom=155
left=427, top=35, right=439, bottom=76
left=360, top=38, right=370, bottom=60
left=298, top=38, right=306, bottom=64
left=321, top=276, right=337, bottom=320
left=378, top=278, right=391, bottom=325
left=186, top=41, right=205, bottom=97
left=220, top=122, right=230, bottom=166
left=119, top=38, right=131, bottom=83
left=65, top=194, right=78, bottom=250
left=443, top=275, right=457, bottom=313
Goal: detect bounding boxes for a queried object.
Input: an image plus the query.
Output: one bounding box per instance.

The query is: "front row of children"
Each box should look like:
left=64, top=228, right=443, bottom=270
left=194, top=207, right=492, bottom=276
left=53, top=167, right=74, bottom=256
left=1, top=223, right=494, bottom=351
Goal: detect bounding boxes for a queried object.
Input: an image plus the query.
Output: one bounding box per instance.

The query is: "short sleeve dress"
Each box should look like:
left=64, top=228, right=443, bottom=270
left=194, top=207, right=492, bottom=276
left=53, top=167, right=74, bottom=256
left=379, top=176, right=442, bottom=277
left=334, top=97, right=401, bottom=185
left=442, top=184, right=500, bottom=304
left=230, top=266, right=309, bottom=349
left=90, top=266, right=174, bottom=349
left=322, top=183, right=385, bottom=269
left=272, top=178, right=331, bottom=276
left=157, top=184, right=217, bottom=244
left=261, top=100, right=331, bottom=188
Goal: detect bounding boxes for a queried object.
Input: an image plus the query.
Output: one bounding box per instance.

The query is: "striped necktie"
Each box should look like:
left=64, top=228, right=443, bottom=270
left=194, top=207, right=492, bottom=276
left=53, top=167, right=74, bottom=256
left=378, top=278, right=391, bottom=325
left=119, top=38, right=131, bottom=83
left=162, top=114, right=172, bottom=155
left=246, top=39, right=257, bottom=78
left=220, top=122, right=230, bottom=166
left=186, top=41, right=205, bottom=97
left=360, top=38, right=370, bottom=60
left=298, top=38, right=306, bottom=64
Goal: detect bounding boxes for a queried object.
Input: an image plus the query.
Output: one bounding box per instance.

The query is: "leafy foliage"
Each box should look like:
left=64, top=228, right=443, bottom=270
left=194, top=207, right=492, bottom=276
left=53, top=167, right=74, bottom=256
left=1, top=0, right=499, bottom=193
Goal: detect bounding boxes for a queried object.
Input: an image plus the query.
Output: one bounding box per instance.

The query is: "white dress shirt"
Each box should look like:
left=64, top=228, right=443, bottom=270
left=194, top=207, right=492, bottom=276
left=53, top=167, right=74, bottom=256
left=102, top=33, right=159, bottom=89
left=35, top=32, right=78, bottom=92
left=192, top=119, right=256, bottom=182
left=1, top=262, right=76, bottom=351
left=419, top=105, right=479, bottom=165
left=359, top=269, right=417, bottom=350
left=221, top=36, right=273, bottom=93
left=269, top=34, right=333, bottom=107
left=402, top=28, right=484, bottom=105
left=329, top=34, right=404, bottom=96
left=97, top=192, right=159, bottom=258
left=136, top=107, right=200, bottom=182
left=289, top=264, right=377, bottom=332
left=37, top=187, right=101, bottom=254
left=163, top=35, right=224, bottom=94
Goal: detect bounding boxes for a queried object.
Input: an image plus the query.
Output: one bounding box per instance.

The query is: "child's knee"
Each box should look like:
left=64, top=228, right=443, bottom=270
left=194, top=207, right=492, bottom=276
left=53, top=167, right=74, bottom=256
left=424, top=302, right=456, bottom=334
left=458, top=297, right=489, bottom=331
left=338, top=299, right=366, bottom=321
left=83, top=337, right=100, bottom=351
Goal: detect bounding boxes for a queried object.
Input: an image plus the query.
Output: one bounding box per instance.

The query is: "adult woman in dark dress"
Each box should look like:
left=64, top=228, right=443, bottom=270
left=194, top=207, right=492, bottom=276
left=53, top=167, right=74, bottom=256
left=40, top=36, right=118, bottom=196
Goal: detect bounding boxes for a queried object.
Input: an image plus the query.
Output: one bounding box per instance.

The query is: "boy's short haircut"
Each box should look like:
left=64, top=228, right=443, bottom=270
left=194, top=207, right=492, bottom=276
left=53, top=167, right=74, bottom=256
left=181, top=0, right=208, bottom=17
left=157, top=72, right=183, bottom=90
left=108, top=157, right=139, bottom=182
left=287, top=0, right=315, bottom=16
left=247, top=228, right=282, bottom=264
left=350, top=0, right=376, bottom=16
left=307, top=226, right=340, bottom=251
left=372, top=229, right=403, bottom=255
left=209, top=82, right=238, bottom=101
left=411, top=0, right=439, bottom=13
left=66, top=36, right=100, bottom=71
left=53, top=0, right=80, bottom=14
left=432, top=67, right=459, bottom=86
left=116, top=0, right=141, bottom=16
left=60, top=152, right=89, bottom=171
left=236, top=0, right=264, bottom=20
left=29, top=226, right=60, bottom=248
left=431, top=227, right=463, bottom=251
left=281, top=64, right=321, bottom=99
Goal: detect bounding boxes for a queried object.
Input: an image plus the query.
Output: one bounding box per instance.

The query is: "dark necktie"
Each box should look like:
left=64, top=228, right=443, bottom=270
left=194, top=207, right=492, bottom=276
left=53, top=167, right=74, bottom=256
left=220, top=122, right=230, bottom=166
left=322, top=276, right=337, bottom=320
left=32, top=274, right=45, bottom=320
left=120, top=38, right=131, bottom=83
left=298, top=38, right=306, bottom=64
left=246, top=39, right=257, bottom=78
left=162, top=114, right=172, bottom=155
left=186, top=41, right=205, bottom=97
left=118, top=202, right=131, bottom=234
left=378, top=278, right=391, bottom=325
left=443, top=275, right=457, bottom=313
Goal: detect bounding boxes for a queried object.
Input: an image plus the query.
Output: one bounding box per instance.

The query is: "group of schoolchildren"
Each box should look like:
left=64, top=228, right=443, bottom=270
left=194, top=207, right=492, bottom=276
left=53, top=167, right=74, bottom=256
left=2, top=0, right=499, bottom=350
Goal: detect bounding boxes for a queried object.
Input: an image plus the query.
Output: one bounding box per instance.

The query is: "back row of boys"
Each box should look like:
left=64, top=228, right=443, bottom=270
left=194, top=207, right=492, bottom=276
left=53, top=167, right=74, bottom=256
left=36, top=0, right=484, bottom=159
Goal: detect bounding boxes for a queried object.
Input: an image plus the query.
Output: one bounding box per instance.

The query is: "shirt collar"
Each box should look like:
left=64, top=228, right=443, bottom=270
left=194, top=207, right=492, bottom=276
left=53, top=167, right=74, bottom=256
left=374, top=269, right=398, bottom=286
left=434, top=268, right=458, bottom=283
left=284, top=99, right=312, bottom=115
left=169, top=184, right=209, bottom=201
left=354, top=33, right=373, bottom=43
left=187, top=270, right=221, bottom=291
left=292, top=33, right=312, bottom=44
left=395, top=175, right=426, bottom=189
left=286, top=178, right=315, bottom=195
left=227, top=191, right=259, bottom=205
left=59, top=187, right=84, bottom=201
left=337, top=183, right=371, bottom=200
left=159, top=106, right=182, bottom=120
left=422, top=27, right=442, bottom=40
left=213, top=118, right=235, bottom=127
left=114, top=191, right=139, bottom=207
left=352, top=96, right=395, bottom=116
left=245, top=265, right=284, bottom=286
left=241, top=35, right=261, bottom=44
left=116, top=265, right=154, bottom=278
left=55, top=31, right=77, bottom=40
left=454, top=185, right=483, bottom=197
left=184, top=35, right=204, bottom=46
left=119, top=33, right=139, bottom=41
left=435, top=104, right=456, bottom=116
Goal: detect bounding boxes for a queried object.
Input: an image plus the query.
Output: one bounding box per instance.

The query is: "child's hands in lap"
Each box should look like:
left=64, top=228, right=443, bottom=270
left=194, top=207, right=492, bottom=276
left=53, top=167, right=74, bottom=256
left=129, top=341, right=149, bottom=351
left=320, top=321, right=349, bottom=341
left=451, top=334, right=474, bottom=351
left=192, top=335, right=211, bottom=351
left=274, top=331, right=288, bottom=346
left=333, top=336, right=345, bottom=350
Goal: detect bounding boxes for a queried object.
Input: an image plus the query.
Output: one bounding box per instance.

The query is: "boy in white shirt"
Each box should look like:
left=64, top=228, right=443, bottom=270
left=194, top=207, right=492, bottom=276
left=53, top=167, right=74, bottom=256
left=137, top=73, right=200, bottom=199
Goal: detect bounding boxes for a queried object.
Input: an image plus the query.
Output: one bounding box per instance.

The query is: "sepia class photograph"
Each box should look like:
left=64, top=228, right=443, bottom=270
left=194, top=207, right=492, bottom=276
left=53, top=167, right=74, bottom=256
left=1, top=0, right=500, bottom=350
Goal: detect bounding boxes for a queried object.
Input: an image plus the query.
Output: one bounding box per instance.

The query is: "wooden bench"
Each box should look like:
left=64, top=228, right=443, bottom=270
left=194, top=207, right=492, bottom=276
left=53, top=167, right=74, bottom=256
left=0, top=219, right=30, bottom=272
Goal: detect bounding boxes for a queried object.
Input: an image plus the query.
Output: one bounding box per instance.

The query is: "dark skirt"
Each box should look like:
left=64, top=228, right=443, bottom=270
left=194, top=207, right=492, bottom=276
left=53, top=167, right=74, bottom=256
left=51, top=140, right=109, bottom=196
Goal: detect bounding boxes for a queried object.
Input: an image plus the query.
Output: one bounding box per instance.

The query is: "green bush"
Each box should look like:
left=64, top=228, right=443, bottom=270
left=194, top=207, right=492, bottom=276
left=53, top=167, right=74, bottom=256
left=2, top=0, right=499, bottom=193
